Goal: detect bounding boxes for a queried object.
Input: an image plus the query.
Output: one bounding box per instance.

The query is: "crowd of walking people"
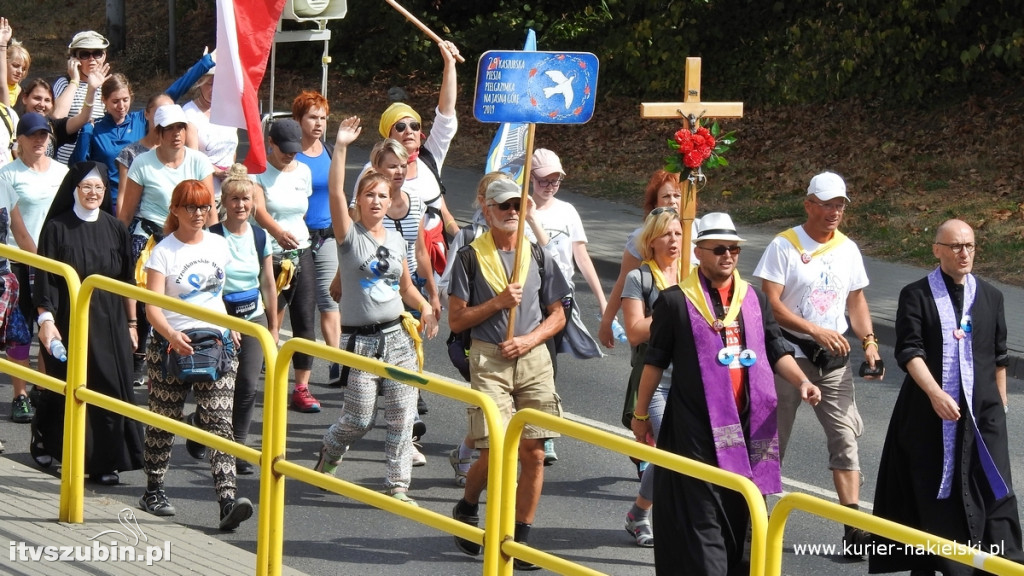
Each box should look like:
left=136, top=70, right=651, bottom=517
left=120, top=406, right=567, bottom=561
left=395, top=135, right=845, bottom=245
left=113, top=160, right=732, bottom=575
left=2, top=17, right=1023, bottom=576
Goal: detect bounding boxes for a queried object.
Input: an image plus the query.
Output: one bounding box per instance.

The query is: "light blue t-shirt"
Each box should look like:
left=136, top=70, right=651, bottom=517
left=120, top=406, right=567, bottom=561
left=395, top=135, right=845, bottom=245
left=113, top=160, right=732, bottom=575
left=128, top=148, right=215, bottom=226
left=252, top=163, right=312, bottom=253
left=0, top=158, right=68, bottom=245
left=221, top=224, right=272, bottom=319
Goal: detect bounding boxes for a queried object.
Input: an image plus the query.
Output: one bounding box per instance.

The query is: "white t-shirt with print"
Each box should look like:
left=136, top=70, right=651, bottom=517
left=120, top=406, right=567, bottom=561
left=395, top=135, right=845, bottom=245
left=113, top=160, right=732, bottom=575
left=145, top=231, right=230, bottom=332
left=252, top=163, right=312, bottom=253
left=752, top=225, right=869, bottom=356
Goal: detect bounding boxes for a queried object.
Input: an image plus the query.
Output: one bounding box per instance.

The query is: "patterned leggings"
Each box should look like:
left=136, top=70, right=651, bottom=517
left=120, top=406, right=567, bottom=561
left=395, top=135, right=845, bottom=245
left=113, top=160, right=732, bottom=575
left=144, top=339, right=239, bottom=501
left=322, top=327, right=418, bottom=491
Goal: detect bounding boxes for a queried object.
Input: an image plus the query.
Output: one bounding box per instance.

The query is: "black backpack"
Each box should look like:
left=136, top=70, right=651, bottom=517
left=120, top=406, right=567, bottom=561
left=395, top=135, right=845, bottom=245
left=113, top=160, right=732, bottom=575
left=446, top=238, right=545, bottom=381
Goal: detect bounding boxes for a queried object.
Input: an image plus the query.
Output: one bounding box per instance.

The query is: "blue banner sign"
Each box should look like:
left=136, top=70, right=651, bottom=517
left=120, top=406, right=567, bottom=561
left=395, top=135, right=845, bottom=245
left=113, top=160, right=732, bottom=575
left=473, top=50, right=599, bottom=124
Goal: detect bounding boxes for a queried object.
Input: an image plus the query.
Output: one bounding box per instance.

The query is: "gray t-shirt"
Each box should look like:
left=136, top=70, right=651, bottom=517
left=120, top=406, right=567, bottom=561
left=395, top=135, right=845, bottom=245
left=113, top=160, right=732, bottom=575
left=448, top=241, right=570, bottom=344
left=623, top=263, right=672, bottom=390
left=338, top=222, right=408, bottom=326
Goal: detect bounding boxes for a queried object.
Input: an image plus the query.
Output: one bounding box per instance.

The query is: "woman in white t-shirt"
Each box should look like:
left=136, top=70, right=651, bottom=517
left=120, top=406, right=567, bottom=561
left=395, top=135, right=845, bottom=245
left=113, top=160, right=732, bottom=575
left=182, top=68, right=237, bottom=201
left=140, top=178, right=253, bottom=531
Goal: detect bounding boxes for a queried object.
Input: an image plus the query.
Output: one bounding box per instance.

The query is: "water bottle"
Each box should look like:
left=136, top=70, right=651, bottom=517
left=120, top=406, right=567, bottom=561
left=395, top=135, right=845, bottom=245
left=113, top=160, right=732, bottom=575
left=49, top=339, right=68, bottom=363
left=611, top=319, right=628, bottom=343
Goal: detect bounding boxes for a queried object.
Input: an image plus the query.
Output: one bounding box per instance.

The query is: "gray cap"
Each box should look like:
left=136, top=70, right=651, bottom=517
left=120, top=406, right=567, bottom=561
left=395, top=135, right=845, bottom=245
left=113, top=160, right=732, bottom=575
left=486, top=179, right=520, bottom=205
left=269, top=119, right=303, bottom=154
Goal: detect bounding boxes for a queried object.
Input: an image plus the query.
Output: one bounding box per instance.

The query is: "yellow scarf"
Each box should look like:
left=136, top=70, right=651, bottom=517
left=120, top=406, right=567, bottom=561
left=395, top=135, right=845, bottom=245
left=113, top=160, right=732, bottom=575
left=778, top=227, right=847, bottom=261
left=400, top=311, right=424, bottom=372
left=641, top=259, right=684, bottom=291
left=680, top=269, right=749, bottom=329
left=470, top=231, right=532, bottom=296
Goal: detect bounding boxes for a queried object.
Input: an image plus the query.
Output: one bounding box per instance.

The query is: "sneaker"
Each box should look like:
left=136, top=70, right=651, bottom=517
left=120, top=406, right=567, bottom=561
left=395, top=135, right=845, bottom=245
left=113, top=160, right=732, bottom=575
left=412, top=416, right=426, bottom=441
left=543, top=438, right=558, bottom=466
left=219, top=497, right=254, bottom=531
left=452, top=501, right=482, bottom=556
left=625, top=514, right=654, bottom=547
left=290, top=387, right=321, bottom=413
left=139, top=489, right=176, bottom=516
left=313, top=447, right=340, bottom=477
left=11, top=394, right=34, bottom=423
left=448, top=447, right=475, bottom=487
left=411, top=443, right=426, bottom=467
left=384, top=488, right=419, bottom=506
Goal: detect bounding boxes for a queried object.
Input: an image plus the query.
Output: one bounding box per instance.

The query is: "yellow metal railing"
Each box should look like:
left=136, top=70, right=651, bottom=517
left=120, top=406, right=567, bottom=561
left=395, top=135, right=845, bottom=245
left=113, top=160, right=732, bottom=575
left=502, top=408, right=770, bottom=576
left=265, top=337, right=507, bottom=576
left=765, top=492, right=1024, bottom=576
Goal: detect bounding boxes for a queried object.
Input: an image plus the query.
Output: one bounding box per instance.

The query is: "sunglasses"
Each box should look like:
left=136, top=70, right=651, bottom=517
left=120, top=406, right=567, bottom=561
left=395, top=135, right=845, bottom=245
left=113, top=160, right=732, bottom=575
left=488, top=200, right=521, bottom=211
left=393, top=121, right=421, bottom=133
left=76, top=50, right=105, bottom=60
left=650, top=207, right=679, bottom=216
left=697, top=245, right=742, bottom=256
left=371, top=245, right=391, bottom=277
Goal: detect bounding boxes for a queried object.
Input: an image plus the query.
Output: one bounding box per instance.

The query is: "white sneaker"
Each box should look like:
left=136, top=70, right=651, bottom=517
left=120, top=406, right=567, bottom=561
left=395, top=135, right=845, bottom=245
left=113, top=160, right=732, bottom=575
left=411, top=443, right=426, bottom=467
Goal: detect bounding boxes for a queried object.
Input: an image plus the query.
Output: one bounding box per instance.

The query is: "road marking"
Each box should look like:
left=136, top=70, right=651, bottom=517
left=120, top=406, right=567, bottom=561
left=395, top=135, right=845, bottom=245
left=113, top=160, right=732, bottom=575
left=278, top=329, right=873, bottom=510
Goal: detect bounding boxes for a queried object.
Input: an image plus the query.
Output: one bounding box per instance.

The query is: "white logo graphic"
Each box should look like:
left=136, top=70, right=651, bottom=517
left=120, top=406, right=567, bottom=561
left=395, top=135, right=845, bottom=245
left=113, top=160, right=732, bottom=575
left=89, top=508, right=148, bottom=546
left=542, top=70, right=575, bottom=109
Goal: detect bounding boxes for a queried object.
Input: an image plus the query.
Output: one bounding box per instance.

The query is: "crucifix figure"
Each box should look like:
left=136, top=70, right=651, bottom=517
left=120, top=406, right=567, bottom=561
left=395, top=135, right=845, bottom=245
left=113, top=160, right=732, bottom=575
left=641, top=57, right=743, bottom=275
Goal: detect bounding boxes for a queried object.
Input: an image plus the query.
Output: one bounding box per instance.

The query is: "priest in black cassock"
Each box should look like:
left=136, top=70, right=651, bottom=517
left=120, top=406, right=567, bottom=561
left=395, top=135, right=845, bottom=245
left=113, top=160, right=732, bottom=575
left=871, top=218, right=1024, bottom=575
left=631, top=213, right=822, bottom=576
left=31, top=161, right=144, bottom=485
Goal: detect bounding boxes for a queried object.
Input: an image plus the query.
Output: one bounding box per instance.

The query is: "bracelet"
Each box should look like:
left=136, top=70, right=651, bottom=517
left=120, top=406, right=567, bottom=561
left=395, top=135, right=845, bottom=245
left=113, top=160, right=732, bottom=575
left=632, top=413, right=650, bottom=422
left=863, top=340, right=879, bottom=351
left=37, top=311, right=55, bottom=327
left=69, top=79, right=80, bottom=85
left=861, top=333, right=875, bottom=343
left=127, top=320, right=138, bottom=327
left=82, top=101, right=93, bottom=108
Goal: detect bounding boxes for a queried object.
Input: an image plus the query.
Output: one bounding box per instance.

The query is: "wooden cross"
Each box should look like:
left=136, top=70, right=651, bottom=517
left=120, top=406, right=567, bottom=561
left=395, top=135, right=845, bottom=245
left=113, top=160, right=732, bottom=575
left=640, top=57, right=744, bottom=276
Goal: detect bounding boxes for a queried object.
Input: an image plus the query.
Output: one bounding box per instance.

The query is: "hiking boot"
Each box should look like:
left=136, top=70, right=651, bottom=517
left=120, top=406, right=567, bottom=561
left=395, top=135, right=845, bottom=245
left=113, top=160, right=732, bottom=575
left=139, top=489, right=176, bottom=516
left=313, top=447, right=341, bottom=477
left=843, top=526, right=872, bottom=560
left=452, top=500, right=482, bottom=556
left=290, top=387, right=321, bottom=413
left=543, top=438, right=558, bottom=466
left=219, top=497, right=254, bottom=531
left=11, top=394, right=34, bottom=423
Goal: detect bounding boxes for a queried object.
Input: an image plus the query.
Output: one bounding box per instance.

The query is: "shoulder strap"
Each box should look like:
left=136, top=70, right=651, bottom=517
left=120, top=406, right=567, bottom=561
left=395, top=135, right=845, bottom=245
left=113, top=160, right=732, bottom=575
left=209, top=223, right=225, bottom=237
left=251, top=224, right=267, bottom=271
left=531, top=242, right=545, bottom=279
left=0, top=106, right=13, bottom=141
left=639, top=264, right=654, bottom=314
left=417, top=147, right=446, bottom=196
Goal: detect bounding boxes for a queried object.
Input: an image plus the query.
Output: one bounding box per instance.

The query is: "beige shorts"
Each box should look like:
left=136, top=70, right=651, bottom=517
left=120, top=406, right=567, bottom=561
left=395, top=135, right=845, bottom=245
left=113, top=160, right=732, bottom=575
left=466, top=339, right=562, bottom=449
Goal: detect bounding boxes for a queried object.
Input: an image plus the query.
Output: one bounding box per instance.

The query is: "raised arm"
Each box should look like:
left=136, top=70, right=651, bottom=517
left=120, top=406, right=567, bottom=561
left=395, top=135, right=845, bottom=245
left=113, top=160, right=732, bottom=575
left=436, top=41, right=459, bottom=117
left=0, top=19, right=11, bottom=106
left=51, top=59, right=81, bottom=119
left=66, top=63, right=110, bottom=135
left=328, top=116, right=362, bottom=241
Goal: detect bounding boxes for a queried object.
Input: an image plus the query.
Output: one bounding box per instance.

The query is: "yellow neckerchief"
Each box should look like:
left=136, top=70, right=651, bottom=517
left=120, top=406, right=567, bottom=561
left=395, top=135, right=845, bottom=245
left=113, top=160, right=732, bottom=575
left=470, top=231, right=531, bottom=296
left=641, top=258, right=683, bottom=291
left=680, top=269, right=749, bottom=329
left=778, top=226, right=847, bottom=261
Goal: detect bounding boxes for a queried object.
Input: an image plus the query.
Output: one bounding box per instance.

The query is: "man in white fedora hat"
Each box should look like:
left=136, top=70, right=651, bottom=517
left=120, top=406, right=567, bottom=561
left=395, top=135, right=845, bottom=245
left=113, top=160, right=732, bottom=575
left=753, top=171, right=883, bottom=558
left=633, top=212, right=820, bottom=575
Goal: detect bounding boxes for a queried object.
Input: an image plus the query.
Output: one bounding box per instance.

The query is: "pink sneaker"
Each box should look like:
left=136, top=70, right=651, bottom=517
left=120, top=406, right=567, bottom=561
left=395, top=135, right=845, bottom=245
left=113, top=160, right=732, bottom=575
left=290, top=387, right=321, bottom=413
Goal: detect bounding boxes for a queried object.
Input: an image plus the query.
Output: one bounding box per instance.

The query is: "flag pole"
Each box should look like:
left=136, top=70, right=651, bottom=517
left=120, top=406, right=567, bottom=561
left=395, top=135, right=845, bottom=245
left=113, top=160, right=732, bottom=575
left=383, top=0, right=466, bottom=63
left=506, top=123, right=537, bottom=340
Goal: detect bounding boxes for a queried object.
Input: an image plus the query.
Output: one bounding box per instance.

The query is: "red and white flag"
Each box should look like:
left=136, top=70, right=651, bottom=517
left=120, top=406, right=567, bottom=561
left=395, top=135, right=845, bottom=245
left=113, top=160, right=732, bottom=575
left=212, top=0, right=287, bottom=174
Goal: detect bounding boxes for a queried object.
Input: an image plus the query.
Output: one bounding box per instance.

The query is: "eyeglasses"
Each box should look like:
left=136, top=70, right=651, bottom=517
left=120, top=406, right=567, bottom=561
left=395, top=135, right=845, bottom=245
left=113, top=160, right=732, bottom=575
left=76, top=50, right=105, bottom=60
left=393, top=121, right=421, bottom=133
left=77, top=184, right=105, bottom=194
left=934, top=242, right=976, bottom=254
left=536, top=176, right=563, bottom=188
left=371, top=245, right=391, bottom=277
left=650, top=207, right=679, bottom=216
left=183, top=204, right=213, bottom=215
left=697, top=245, right=742, bottom=256
left=808, top=199, right=848, bottom=213
left=488, top=200, right=521, bottom=212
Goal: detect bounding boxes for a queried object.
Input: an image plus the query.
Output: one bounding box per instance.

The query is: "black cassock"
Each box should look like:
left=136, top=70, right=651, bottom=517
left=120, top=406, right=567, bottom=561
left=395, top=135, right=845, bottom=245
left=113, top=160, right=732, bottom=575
left=32, top=211, right=144, bottom=476
left=646, top=285, right=793, bottom=576
left=871, top=272, right=1024, bottom=574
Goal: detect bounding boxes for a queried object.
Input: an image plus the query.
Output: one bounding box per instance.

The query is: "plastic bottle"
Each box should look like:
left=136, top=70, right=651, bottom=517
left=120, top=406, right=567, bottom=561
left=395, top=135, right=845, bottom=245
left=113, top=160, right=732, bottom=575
left=49, top=339, right=68, bottom=363
left=611, top=319, right=628, bottom=343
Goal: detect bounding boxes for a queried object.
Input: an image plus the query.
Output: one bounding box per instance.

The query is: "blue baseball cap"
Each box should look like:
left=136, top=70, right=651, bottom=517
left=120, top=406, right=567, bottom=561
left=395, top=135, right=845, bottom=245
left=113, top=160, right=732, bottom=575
left=16, top=113, right=52, bottom=137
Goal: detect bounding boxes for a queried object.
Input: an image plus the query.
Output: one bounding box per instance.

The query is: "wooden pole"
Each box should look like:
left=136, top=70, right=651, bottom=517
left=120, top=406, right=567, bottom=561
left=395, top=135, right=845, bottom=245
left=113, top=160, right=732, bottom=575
left=506, top=123, right=537, bottom=340
left=383, top=0, right=466, bottom=63
left=680, top=178, right=696, bottom=280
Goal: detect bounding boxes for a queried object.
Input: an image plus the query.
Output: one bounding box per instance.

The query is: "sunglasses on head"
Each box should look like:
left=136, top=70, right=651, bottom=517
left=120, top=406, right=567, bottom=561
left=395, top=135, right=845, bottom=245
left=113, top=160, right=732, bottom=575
left=698, top=245, right=742, bottom=256
left=489, top=200, right=521, bottom=211
left=76, top=50, right=105, bottom=60
left=650, top=207, right=679, bottom=216
left=393, top=121, right=421, bottom=133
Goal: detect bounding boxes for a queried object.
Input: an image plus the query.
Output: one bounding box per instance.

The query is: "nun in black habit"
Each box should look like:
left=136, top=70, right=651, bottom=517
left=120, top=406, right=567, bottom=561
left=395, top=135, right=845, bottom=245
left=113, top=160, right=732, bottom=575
left=31, top=161, right=144, bottom=485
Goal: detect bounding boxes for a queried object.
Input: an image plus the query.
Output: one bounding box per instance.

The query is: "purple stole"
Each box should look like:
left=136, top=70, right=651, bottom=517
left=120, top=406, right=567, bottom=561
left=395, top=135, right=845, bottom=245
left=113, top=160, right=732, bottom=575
left=928, top=268, right=1008, bottom=500
left=683, top=278, right=781, bottom=495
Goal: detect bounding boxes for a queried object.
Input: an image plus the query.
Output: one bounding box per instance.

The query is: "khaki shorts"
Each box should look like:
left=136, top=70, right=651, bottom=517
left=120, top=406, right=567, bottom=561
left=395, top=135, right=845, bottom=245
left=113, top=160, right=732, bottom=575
left=466, top=339, right=562, bottom=449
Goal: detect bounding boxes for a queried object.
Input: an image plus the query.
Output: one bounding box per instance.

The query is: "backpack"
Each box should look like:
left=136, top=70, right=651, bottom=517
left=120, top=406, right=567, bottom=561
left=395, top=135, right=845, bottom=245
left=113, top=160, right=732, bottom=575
left=209, top=222, right=268, bottom=271
left=446, top=239, right=545, bottom=381
left=620, top=264, right=655, bottom=429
